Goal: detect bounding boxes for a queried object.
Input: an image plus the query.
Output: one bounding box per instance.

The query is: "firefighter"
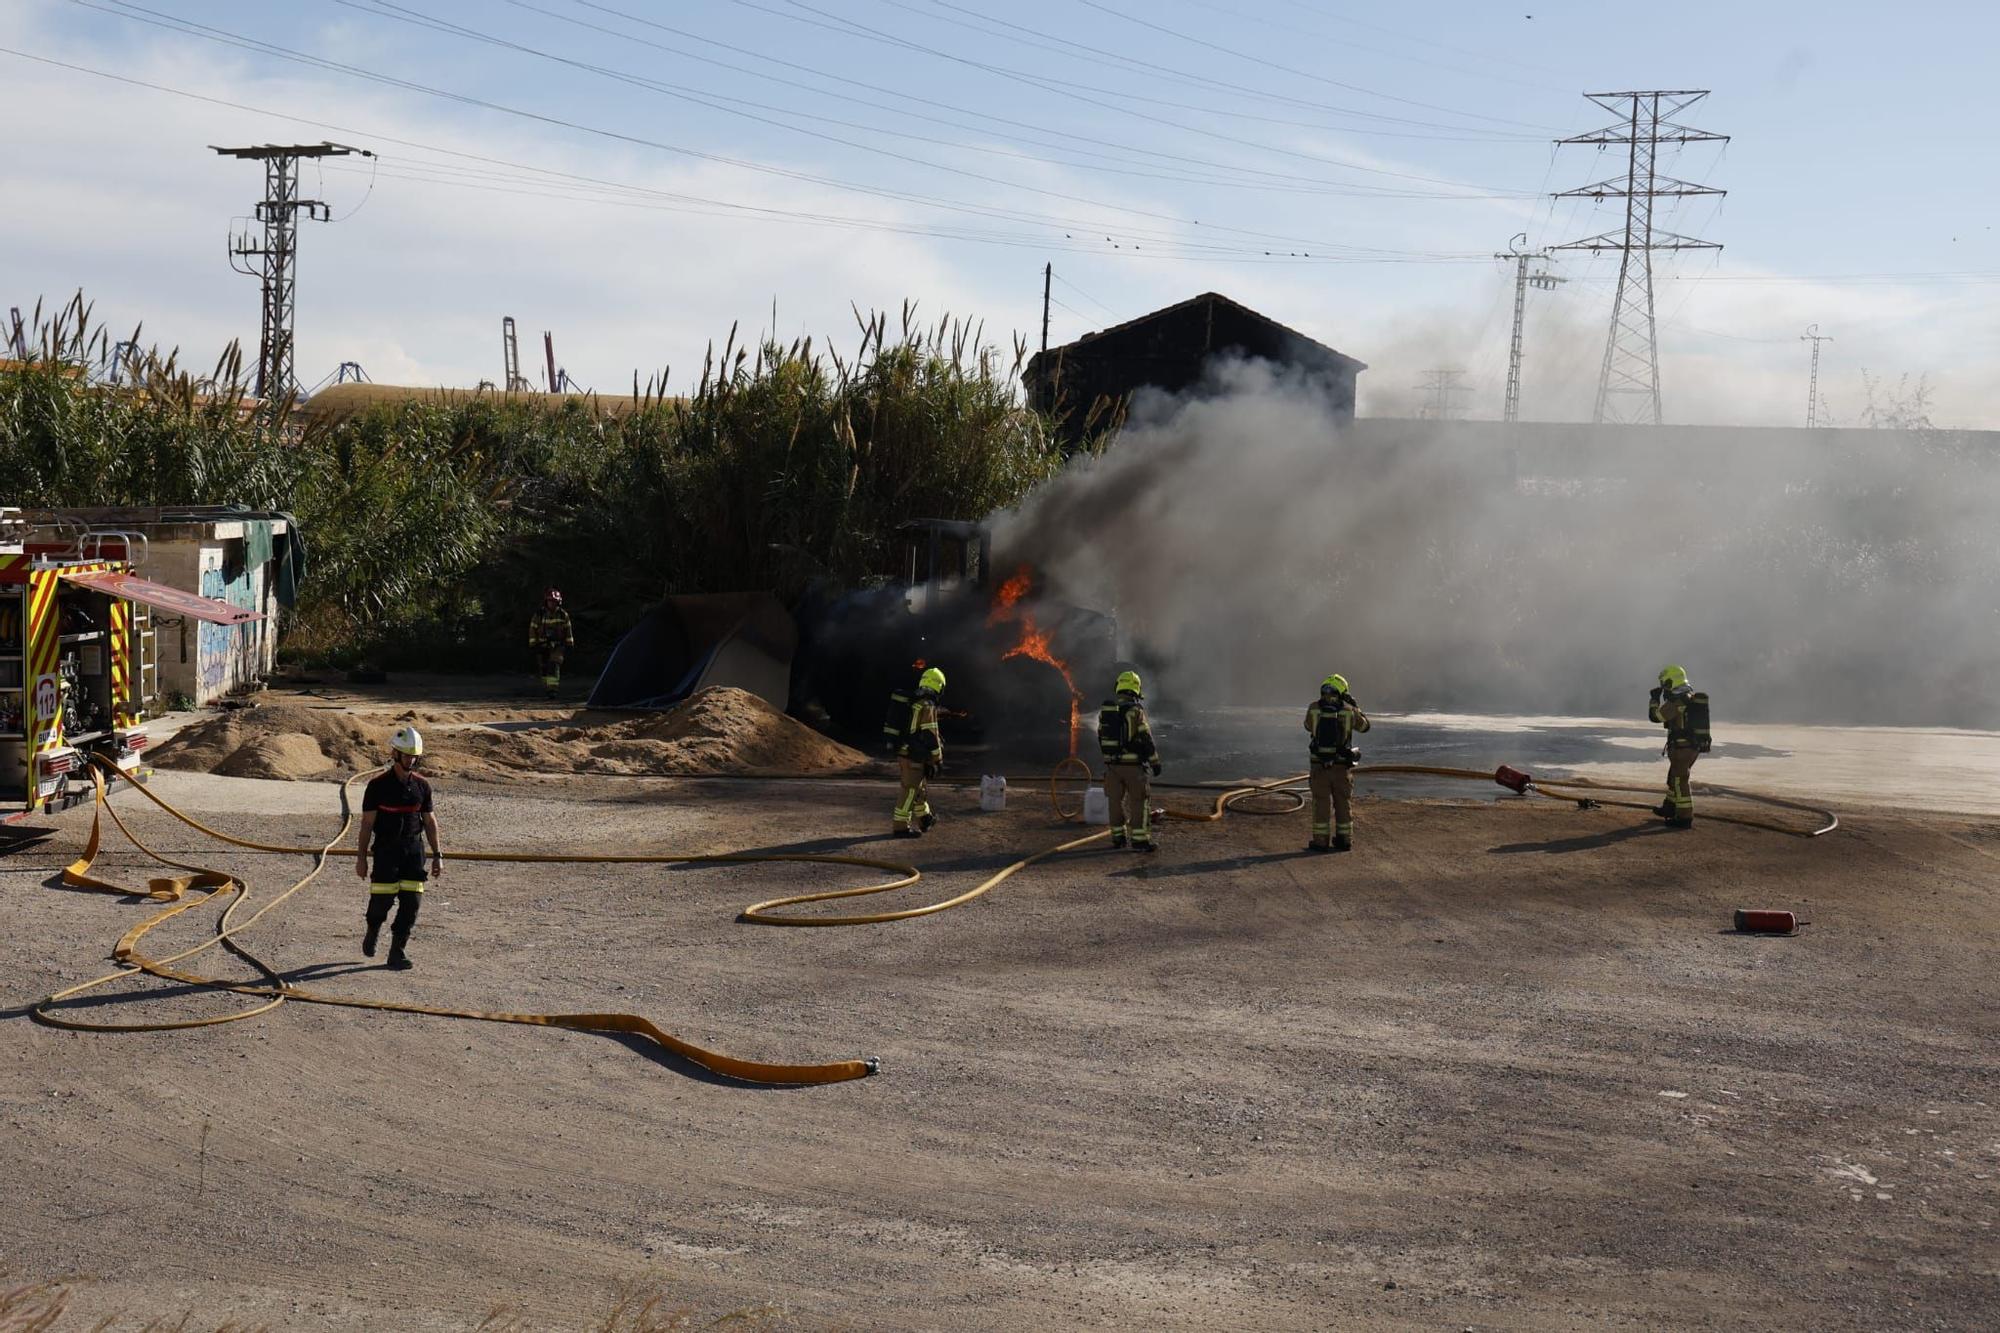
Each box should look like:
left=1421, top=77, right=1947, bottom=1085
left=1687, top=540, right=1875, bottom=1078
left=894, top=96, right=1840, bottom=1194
left=1304, top=673, right=1371, bottom=853
left=1098, top=670, right=1161, bottom=853
left=1649, top=664, right=1707, bottom=828
left=892, top=666, right=946, bottom=837
left=353, top=725, right=442, bottom=971
left=528, top=588, right=575, bottom=699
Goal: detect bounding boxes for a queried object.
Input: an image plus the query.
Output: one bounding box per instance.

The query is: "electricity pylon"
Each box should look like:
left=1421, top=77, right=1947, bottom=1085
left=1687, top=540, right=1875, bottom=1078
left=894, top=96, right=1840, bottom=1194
left=1552, top=92, right=1727, bottom=425
left=1495, top=233, right=1565, bottom=423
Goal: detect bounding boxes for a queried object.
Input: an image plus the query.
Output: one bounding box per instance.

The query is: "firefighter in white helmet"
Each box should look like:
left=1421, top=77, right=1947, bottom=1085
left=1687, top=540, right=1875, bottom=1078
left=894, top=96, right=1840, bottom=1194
left=354, top=725, right=443, bottom=970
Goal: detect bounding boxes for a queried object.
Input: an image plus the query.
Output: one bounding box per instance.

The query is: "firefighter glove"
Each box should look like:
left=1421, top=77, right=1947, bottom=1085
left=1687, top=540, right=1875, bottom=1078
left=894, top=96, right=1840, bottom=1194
left=1148, top=760, right=1163, bottom=777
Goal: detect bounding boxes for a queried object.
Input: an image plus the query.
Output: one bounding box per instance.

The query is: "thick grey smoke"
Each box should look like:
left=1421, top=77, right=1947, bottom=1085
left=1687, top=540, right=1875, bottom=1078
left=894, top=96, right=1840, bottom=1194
left=991, top=358, right=2000, bottom=727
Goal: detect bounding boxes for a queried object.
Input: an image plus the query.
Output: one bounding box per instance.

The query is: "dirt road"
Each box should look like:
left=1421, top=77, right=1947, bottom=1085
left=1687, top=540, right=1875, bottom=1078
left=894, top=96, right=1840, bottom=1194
left=5, top=770, right=1997, bottom=1329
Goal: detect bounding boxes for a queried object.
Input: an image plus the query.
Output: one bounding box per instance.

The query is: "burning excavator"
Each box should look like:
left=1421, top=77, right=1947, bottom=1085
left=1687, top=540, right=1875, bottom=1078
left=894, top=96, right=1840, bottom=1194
left=791, top=519, right=1120, bottom=759
left=591, top=518, right=1119, bottom=760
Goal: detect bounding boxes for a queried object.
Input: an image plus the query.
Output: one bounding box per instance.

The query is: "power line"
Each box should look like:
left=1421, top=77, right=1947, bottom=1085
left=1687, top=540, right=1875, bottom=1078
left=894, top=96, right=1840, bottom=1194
left=70, top=4, right=1488, bottom=259
left=356, top=0, right=1533, bottom=201
left=1149, top=0, right=1570, bottom=93
left=721, top=0, right=1546, bottom=185
left=1551, top=90, right=1728, bottom=425
left=1071, top=0, right=1551, bottom=130
left=0, top=44, right=1469, bottom=266
left=1052, top=272, right=1122, bottom=320
left=883, top=0, right=1546, bottom=138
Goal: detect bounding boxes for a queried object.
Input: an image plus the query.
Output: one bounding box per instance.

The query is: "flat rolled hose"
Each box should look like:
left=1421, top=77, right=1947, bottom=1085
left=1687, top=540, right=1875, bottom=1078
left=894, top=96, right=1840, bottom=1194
left=33, top=764, right=878, bottom=1085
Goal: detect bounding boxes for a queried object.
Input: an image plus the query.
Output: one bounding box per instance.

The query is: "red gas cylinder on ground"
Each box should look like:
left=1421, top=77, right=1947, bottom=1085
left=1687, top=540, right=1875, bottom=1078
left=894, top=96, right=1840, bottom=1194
left=1733, top=909, right=1799, bottom=935
left=1493, top=765, right=1533, bottom=794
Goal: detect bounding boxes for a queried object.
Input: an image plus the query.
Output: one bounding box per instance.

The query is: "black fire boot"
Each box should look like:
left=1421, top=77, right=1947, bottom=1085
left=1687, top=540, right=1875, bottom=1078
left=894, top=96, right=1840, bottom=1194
left=1110, top=831, right=1127, bottom=849
left=918, top=812, right=937, bottom=833
left=1135, top=840, right=1159, bottom=855
left=386, top=933, right=413, bottom=970
left=1305, top=842, right=1331, bottom=854
left=1653, top=800, right=1674, bottom=819
left=362, top=922, right=379, bottom=957
left=1333, top=836, right=1353, bottom=852
left=892, top=826, right=921, bottom=838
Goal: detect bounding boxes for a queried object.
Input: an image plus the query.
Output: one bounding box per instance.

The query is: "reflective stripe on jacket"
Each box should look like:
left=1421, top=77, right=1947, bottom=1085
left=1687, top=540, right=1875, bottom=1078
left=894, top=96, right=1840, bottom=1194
left=901, top=698, right=941, bottom=760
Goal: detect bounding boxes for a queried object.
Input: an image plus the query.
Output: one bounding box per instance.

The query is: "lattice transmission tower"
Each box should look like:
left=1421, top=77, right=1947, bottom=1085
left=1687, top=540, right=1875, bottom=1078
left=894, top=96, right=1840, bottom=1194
left=1551, top=92, right=1727, bottom=425
left=213, top=142, right=370, bottom=400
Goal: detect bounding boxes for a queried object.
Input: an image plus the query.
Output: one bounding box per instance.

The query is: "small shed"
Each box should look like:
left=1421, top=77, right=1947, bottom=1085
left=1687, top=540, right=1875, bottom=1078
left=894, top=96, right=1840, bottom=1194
left=18, top=508, right=301, bottom=707
left=1022, top=292, right=1367, bottom=441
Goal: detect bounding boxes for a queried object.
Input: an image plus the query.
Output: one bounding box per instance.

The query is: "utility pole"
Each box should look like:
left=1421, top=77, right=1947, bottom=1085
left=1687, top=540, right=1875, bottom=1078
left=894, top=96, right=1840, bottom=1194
left=1041, top=262, right=1052, bottom=356
left=1551, top=91, right=1727, bottom=425
left=213, top=141, right=370, bottom=401
left=1801, top=325, right=1833, bottom=427
left=1494, top=232, right=1565, bottom=424
left=1415, top=368, right=1469, bottom=421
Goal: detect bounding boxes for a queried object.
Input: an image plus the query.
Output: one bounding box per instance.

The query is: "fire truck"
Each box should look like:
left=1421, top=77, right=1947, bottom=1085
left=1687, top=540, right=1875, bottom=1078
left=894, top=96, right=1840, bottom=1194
left=1, top=512, right=261, bottom=821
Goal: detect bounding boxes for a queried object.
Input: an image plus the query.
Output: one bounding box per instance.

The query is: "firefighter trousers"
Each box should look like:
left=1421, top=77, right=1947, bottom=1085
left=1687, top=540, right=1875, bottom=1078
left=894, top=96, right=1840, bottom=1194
left=1102, top=763, right=1152, bottom=846
left=1665, top=743, right=1699, bottom=826
left=893, top=757, right=933, bottom=831
left=364, top=888, right=423, bottom=956
left=1309, top=763, right=1355, bottom=846
left=533, top=644, right=565, bottom=692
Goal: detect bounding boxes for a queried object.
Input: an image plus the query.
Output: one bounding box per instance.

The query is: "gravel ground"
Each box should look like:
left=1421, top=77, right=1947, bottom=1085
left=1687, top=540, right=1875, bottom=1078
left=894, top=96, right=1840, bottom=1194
left=4, top=768, right=1998, bottom=1330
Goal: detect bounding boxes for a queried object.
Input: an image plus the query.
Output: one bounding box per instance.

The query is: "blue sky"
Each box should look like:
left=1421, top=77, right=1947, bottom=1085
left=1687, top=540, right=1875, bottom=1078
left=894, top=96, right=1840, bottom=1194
left=4, top=0, right=1996, bottom=424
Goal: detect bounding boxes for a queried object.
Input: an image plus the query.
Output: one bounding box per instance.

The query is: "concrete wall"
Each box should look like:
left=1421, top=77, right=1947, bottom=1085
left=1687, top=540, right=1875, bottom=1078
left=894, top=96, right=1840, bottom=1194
left=149, top=521, right=284, bottom=706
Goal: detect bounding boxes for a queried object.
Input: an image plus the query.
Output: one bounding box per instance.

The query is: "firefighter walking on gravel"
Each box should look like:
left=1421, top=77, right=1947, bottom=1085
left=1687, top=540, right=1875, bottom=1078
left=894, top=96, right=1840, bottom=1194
left=1098, top=670, right=1162, bottom=853
left=890, top=666, right=946, bottom=837
left=354, top=726, right=443, bottom=971
left=528, top=588, right=574, bottom=699
left=1649, top=664, right=1710, bottom=828
left=1305, top=674, right=1371, bottom=853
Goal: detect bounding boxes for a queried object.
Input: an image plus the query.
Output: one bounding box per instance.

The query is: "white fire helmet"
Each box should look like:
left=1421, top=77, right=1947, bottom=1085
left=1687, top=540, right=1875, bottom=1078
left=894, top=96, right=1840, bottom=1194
left=390, top=725, right=425, bottom=758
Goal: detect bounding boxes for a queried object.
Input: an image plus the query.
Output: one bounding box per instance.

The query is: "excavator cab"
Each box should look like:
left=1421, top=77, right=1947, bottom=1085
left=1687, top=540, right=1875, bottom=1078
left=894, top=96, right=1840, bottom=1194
left=895, top=518, right=992, bottom=609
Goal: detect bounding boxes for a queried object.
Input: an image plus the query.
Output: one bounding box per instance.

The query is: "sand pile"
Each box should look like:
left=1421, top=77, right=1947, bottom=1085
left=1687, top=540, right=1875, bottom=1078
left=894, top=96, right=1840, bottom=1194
left=429, top=688, right=872, bottom=779
left=152, top=689, right=873, bottom=782
left=150, top=705, right=387, bottom=780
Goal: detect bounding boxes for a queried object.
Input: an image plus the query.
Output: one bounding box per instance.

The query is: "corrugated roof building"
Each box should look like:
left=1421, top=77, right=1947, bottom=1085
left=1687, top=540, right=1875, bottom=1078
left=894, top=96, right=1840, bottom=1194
left=1022, top=291, right=1366, bottom=442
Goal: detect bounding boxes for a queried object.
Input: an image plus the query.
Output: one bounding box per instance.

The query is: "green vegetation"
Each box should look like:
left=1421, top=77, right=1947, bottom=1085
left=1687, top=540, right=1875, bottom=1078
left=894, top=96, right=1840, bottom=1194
left=0, top=296, right=1068, bottom=670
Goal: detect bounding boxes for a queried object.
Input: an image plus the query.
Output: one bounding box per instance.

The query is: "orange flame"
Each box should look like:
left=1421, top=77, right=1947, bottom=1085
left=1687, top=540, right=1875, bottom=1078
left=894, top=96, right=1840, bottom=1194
left=989, top=565, right=1082, bottom=754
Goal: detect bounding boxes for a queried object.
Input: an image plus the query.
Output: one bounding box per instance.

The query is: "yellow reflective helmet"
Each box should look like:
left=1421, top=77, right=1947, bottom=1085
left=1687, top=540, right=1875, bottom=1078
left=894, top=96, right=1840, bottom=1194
left=1658, top=664, right=1688, bottom=690
left=1115, top=670, right=1143, bottom=696
left=390, top=724, right=424, bottom=757
left=918, top=666, right=946, bottom=694
left=1321, top=673, right=1349, bottom=695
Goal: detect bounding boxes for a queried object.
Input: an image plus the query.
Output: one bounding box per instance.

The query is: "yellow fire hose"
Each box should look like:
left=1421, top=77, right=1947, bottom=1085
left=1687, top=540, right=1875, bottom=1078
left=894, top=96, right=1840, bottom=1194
left=27, top=748, right=1834, bottom=1086
left=34, top=765, right=887, bottom=1085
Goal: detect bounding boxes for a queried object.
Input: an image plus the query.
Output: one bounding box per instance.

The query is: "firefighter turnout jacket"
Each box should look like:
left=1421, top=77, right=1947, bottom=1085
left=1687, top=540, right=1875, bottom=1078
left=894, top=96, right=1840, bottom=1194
left=1305, top=695, right=1371, bottom=765
left=1097, top=695, right=1158, bottom=765
left=529, top=607, right=574, bottom=650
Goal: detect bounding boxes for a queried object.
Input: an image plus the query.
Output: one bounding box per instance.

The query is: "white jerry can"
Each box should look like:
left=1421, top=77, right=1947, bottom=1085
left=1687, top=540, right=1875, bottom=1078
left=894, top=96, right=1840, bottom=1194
left=979, top=774, right=1008, bottom=811
left=1082, top=785, right=1110, bottom=825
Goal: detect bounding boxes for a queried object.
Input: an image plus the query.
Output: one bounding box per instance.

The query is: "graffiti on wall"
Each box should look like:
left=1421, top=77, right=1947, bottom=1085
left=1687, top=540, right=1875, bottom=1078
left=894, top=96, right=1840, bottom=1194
left=197, top=563, right=232, bottom=696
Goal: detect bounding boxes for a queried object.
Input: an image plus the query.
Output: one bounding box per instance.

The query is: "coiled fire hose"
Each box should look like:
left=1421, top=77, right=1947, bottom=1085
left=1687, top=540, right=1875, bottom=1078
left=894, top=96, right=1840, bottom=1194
left=30, top=750, right=1834, bottom=1084
left=34, top=763, right=886, bottom=1085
